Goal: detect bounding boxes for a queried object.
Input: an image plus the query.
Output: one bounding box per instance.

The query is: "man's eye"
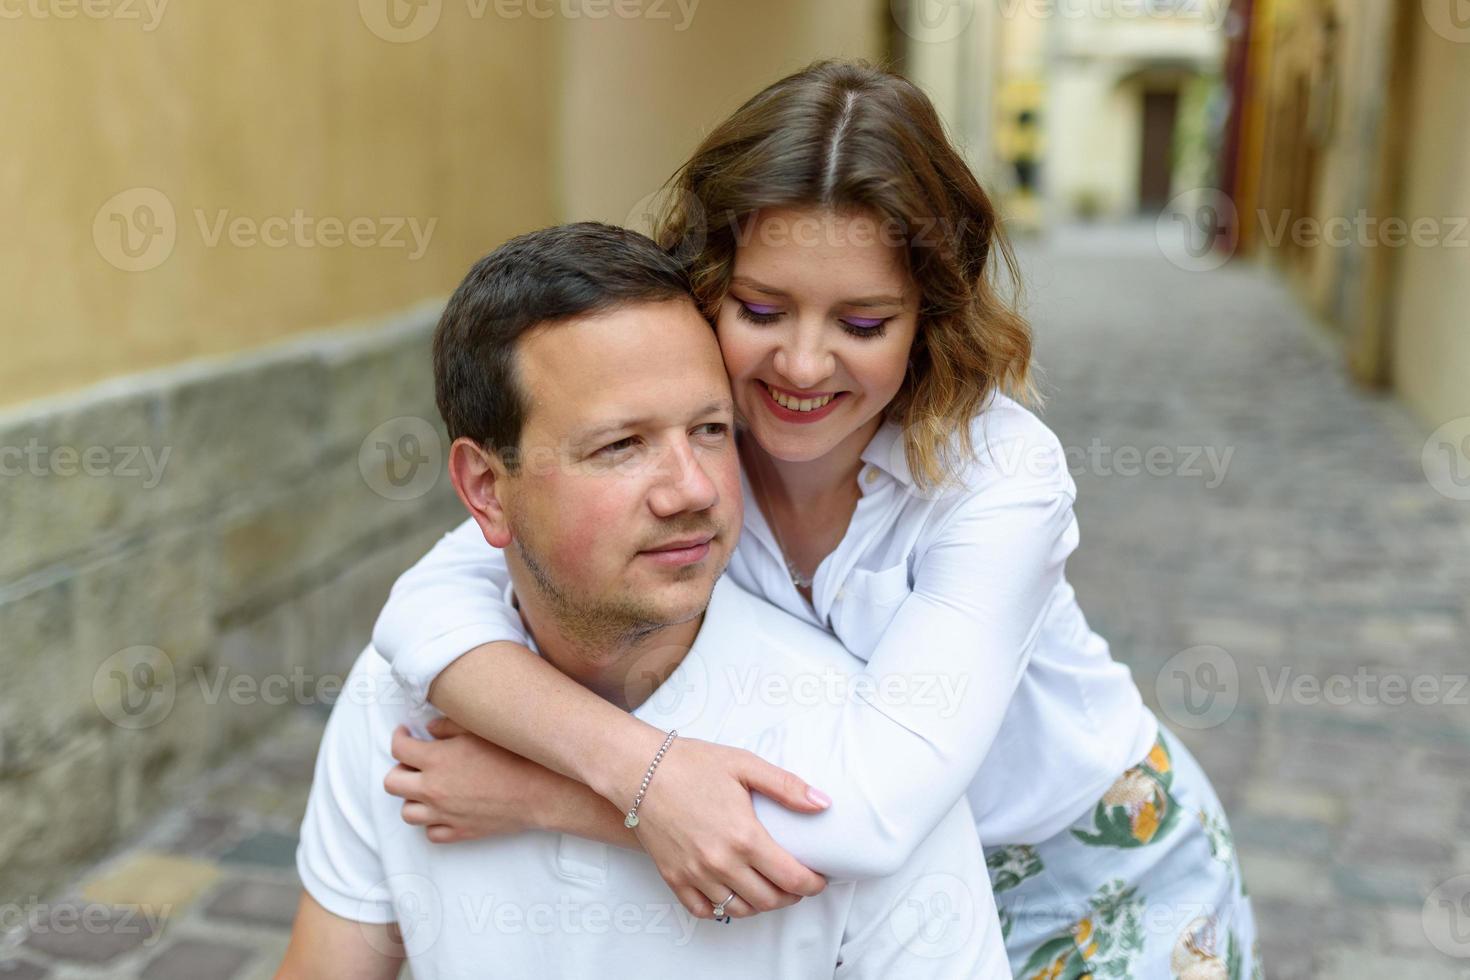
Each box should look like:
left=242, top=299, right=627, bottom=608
left=598, top=437, right=637, bottom=455
left=696, top=423, right=730, bottom=437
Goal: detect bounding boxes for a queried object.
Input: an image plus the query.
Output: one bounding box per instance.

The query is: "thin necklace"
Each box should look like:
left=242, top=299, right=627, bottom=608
left=742, top=443, right=816, bottom=591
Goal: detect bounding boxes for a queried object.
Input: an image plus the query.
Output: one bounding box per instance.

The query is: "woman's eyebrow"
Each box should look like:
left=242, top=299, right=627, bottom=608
left=730, top=276, right=905, bottom=308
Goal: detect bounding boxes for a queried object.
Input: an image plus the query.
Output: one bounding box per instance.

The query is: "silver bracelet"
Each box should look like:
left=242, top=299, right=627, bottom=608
left=624, top=729, right=677, bottom=829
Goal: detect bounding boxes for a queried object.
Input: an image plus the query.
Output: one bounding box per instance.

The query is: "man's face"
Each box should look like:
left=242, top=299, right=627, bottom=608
left=499, top=297, right=742, bottom=644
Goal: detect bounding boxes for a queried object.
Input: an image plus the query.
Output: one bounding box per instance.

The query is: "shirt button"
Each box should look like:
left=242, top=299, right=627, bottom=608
left=836, top=588, right=847, bottom=601
left=864, top=468, right=879, bottom=485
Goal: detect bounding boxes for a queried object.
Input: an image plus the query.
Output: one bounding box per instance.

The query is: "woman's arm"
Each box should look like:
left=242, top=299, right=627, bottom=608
left=371, top=518, right=833, bottom=916
left=741, top=482, right=1079, bottom=878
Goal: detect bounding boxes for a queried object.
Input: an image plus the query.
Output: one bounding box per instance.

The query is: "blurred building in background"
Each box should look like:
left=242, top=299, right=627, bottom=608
left=981, top=0, right=1227, bottom=227
left=1217, top=0, right=1470, bottom=427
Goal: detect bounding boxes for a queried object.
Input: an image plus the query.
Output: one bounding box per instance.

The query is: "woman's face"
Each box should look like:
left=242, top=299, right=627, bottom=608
left=714, top=207, right=921, bottom=466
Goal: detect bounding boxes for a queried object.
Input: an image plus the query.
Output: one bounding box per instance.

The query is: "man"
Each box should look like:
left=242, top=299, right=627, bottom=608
left=277, top=223, right=1008, bottom=978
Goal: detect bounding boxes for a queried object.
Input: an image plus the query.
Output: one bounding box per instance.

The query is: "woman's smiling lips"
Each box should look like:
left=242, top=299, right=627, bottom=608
left=757, top=380, right=848, bottom=424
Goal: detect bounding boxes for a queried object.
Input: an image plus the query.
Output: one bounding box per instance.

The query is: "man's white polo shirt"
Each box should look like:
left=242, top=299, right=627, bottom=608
left=296, top=577, right=1009, bottom=979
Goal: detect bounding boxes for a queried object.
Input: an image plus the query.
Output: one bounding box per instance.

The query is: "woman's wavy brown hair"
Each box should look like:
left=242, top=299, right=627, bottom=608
left=654, top=59, right=1036, bottom=492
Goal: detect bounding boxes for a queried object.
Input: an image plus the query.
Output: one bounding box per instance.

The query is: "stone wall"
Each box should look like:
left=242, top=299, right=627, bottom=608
left=0, top=302, right=465, bottom=907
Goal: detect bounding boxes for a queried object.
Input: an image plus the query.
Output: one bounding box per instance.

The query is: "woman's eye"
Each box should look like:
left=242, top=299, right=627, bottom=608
left=736, top=300, right=783, bottom=324
left=840, top=316, right=891, bottom=337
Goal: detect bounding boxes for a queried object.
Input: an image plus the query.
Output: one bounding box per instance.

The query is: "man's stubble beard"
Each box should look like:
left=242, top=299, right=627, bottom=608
left=510, top=516, right=729, bottom=655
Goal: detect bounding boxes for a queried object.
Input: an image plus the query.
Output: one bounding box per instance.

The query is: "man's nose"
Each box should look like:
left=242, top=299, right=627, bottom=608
left=647, top=438, right=719, bottom=517
left=772, top=321, right=836, bottom=390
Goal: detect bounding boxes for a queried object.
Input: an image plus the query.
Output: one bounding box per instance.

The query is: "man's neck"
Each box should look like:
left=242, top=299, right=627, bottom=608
left=507, top=575, right=703, bottom=712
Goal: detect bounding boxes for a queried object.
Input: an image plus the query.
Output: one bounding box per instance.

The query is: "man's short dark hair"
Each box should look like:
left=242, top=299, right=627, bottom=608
left=433, top=222, right=693, bottom=468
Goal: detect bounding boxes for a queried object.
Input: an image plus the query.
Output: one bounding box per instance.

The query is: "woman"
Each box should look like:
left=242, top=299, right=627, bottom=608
left=375, top=60, right=1258, bottom=978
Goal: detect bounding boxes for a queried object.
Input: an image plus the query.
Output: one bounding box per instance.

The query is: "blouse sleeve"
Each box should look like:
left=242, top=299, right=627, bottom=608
left=370, top=517, right=528, bottom=709
left=742, top=468, right=1079, bottom=880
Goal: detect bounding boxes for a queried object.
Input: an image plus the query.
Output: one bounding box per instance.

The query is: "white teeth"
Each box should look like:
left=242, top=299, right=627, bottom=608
left=766, top=383, right=834, bottom=413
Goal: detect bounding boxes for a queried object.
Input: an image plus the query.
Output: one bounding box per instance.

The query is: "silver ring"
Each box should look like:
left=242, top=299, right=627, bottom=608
left=711, top=891, right=737, bottom=918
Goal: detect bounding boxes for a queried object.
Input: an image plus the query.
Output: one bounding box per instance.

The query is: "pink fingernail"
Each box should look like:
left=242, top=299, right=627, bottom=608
left=807, top=788, right=831, bottom=808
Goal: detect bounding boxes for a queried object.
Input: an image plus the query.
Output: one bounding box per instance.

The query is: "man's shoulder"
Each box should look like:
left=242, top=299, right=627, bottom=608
left=702, top=577, right=855, bottom=672
left=320, top=646, right=415, bottom=736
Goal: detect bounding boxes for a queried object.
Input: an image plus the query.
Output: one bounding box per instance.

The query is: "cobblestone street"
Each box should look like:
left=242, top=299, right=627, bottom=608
left=5, top=227, right=1468, bottom=979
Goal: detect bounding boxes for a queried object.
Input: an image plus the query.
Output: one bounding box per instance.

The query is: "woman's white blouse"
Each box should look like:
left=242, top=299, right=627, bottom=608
left=372, top=395, right=1157, bottom=874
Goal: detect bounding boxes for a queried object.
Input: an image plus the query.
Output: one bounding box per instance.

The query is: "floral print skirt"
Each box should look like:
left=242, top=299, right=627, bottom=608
left=986, top=722, right=1260, bottom=979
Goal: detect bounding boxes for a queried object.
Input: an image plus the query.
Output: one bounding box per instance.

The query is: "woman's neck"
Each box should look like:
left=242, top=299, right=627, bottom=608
left=739, top=412, right=885, bottom=515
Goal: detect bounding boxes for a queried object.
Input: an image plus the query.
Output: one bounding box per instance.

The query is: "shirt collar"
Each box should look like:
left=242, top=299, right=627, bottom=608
left=859, top=417, right=910, bottom=488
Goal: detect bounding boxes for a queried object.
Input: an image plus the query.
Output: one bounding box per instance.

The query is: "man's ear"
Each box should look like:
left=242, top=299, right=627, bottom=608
left=447, top=437, right=513, bottom=548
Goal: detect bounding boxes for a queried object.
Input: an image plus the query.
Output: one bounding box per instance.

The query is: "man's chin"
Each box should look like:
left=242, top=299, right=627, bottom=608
left=635, top=574, right=720, bottom=626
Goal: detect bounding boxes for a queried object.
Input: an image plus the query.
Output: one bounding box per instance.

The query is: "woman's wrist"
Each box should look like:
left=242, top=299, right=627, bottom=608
left=586, top=717, right=672, bottom=808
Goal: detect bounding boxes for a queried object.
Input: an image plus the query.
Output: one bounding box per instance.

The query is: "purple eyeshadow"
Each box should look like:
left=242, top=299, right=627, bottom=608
left=844, top=317, right=886, bottom=330
left=743, top=302, right=781, bottom=315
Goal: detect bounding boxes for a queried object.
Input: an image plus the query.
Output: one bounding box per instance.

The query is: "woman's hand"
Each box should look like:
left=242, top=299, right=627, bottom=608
left=385, top=718, right=569, bottom=843
left=625, top=737, right=832, bottom=921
